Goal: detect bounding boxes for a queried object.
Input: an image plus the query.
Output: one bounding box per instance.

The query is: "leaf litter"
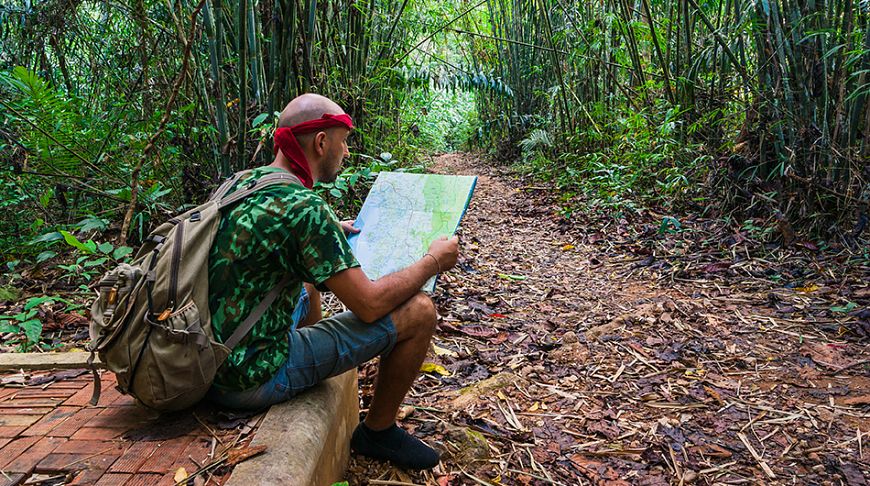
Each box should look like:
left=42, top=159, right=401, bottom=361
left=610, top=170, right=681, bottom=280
left=345, top=153, right=869, bottom=485
left=2, top=152, right=865, bottom=484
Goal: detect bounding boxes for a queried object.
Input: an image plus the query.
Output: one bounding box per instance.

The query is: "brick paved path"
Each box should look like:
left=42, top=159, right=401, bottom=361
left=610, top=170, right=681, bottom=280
left=0, top=370, right=258, bottom=486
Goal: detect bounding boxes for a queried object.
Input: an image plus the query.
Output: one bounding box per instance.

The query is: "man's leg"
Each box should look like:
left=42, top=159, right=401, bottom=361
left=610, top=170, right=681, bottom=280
left=350, top=292, right=440, bottom=469
left=296, top=288, right=435, bottom=421
left=364, top=292, right=436, bottom=429
left=228, top=291, right=438, bottom=468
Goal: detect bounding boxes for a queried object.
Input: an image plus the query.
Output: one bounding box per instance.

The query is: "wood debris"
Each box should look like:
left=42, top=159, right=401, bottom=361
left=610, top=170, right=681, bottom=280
left=346, top=154, right=870, bottom=485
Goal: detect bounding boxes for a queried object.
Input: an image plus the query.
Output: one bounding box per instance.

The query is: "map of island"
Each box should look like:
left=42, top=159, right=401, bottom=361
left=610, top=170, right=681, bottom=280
left=347, top=172, right=478, bottom=292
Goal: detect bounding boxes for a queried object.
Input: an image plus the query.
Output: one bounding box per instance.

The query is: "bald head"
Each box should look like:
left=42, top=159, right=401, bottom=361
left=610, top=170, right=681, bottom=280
left=271, top=93, right=351, bottom=184
left=278, top=93, right=345, bottom=128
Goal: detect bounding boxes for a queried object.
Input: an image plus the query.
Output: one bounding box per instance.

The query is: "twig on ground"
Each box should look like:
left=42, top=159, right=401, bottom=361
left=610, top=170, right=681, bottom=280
left=737, top=432, right=776, bottom=479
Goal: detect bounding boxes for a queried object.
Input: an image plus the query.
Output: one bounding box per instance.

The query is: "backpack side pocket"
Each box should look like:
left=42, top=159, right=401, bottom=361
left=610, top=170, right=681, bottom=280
left=132, top=301, right=230, bottom=411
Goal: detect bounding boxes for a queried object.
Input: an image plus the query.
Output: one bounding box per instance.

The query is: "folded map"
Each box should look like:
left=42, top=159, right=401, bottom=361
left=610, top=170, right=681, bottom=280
left=347, top=171, right=477, bottom=291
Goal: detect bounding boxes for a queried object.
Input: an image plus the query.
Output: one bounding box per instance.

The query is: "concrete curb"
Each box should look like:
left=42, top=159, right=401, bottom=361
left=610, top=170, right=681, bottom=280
left=225, top=369, right=359, bottom=486
left=0, top=352, right=103, bottom=371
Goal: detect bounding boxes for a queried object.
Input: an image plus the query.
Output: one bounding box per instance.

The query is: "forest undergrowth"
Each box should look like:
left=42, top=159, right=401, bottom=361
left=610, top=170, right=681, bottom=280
left=345, top=153, right=869, bottom=485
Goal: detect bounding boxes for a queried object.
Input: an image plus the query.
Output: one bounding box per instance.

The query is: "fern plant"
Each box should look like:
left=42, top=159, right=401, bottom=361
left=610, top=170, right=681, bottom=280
left=518, top=128, right=553, bottom=159
left=0, top=67, right=91, bottom=175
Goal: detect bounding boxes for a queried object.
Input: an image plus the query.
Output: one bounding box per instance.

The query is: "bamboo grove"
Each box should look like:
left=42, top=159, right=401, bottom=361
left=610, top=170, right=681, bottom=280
left=466, top=0, right=869, bottom=235
left=0, top=0, right=868, bottom=257
left=0, top=0, right=436, bottom=248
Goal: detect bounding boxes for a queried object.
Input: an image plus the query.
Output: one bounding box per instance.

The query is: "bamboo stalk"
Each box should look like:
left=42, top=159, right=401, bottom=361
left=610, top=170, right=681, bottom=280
left=203, top=0, right=231, bottom=176
left=391, top=0, right=488, bottom=68
left=300, top=0, right=316, bottom=89
left=247, top=0, right=262, bottom=105
left=615, top=0, right=647, bottom=88
left=374, top=0, right=410, bottom=66
left=119, top=0, right=208, bottom=245
left=640, top=0, right=674, bottom=103
left=537, top=0, right=571, bottom=132
left=685, top=0, right=753, bottom=90
left=237, top=0, right=248, bottom=171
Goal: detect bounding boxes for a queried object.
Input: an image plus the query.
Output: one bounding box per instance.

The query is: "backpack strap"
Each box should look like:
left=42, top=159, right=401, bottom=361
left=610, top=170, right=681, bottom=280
left=217, top=171, right=304, bottom=353
left=87, top=348, right=101, bottom=406
left=217, top=172, right=304, bottom=209
left=209, top=170, right=251, bottom=201
left=224, top=274, right=292, bottom=350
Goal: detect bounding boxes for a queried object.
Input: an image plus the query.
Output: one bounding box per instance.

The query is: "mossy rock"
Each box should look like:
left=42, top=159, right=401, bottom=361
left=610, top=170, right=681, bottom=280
left=449, top=372, right=528, bottom=409
left=445, top=426, right=490, bottom=463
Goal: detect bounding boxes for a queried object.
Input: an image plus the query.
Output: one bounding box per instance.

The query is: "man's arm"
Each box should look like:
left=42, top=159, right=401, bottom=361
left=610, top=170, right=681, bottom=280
left=324, top=236, right=459, bottom=323
left=298, top=283, right=322, bottom=328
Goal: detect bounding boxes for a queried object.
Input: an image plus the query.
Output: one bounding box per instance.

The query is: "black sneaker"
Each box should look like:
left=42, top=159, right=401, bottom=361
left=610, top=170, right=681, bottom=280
left=350, top=422, right=440, bottom=470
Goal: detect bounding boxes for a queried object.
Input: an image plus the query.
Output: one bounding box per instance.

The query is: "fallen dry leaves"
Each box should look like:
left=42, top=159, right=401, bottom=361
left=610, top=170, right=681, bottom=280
left=346, top=153, right=869, bottom=485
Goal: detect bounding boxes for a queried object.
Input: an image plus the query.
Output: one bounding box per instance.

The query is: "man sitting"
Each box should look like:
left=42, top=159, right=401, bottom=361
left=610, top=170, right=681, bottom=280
left=206, top=93, right=459, bottom=470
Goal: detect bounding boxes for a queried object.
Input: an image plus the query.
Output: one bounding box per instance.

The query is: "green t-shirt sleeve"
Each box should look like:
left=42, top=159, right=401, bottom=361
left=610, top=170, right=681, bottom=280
left=282, top=193, right=360, bottom=286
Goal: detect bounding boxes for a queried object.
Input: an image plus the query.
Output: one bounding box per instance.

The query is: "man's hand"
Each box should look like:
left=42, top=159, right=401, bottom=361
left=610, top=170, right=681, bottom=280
left=325, top=235, right=460, bottom=323
left=340, top=219, right=361, bottom=236
left=427, top=236, right=459, bottom=272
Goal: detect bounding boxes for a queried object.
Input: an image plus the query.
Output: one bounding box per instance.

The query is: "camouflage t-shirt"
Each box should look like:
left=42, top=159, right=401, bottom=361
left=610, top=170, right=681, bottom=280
left=208, top=166, right=359, bottom=391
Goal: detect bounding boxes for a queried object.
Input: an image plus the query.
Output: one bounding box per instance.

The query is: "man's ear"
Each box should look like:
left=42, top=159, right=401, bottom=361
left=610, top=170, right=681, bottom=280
left=314, top=131, right=328, bottom=156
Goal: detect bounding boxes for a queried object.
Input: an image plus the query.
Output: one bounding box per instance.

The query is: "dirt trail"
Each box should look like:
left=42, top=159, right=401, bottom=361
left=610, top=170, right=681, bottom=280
left=347, top=153, right=869, bottom=485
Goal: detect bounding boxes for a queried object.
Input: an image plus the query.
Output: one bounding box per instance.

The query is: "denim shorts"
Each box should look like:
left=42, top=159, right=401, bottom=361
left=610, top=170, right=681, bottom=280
left=207, top=288, right=397, bottom=410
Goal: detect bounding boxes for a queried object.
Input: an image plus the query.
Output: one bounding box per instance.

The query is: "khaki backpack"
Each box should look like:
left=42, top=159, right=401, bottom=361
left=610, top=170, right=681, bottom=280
left=88, top=170, right=301, bottom=411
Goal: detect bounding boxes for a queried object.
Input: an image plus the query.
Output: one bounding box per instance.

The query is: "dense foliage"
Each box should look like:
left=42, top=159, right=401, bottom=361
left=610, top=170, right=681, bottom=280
left=0, top=0, right=472, bottom=259
left=0, top=0, right=867, bottom=272
left=463, top=0, right=868, bottom=239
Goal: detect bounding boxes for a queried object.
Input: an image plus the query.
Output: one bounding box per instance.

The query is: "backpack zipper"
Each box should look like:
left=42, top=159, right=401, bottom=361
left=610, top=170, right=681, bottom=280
left=161, top=220, right=184, bottom=320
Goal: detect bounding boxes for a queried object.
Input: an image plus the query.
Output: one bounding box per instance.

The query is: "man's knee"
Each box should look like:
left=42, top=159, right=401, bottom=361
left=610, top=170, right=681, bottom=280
left=408, top=293, right=437, bottom=329
left=393, top=292, right=437, bottom=338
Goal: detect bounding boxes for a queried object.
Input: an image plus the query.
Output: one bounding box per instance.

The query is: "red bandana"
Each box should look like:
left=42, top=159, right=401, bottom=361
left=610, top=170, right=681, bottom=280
left=273, top=113, right=354, bottom=189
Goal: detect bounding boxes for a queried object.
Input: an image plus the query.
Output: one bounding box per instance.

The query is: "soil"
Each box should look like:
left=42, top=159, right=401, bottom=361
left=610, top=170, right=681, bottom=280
left=2, top=152, right=867, bottom=485
left=345, top=153, right=869, bottom=485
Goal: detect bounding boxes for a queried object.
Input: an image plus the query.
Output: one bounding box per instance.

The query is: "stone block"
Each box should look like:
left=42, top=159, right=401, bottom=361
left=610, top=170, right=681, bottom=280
left=0, top=354, right=102, bottom=371
left=224, top=369, right=359, bottom=486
